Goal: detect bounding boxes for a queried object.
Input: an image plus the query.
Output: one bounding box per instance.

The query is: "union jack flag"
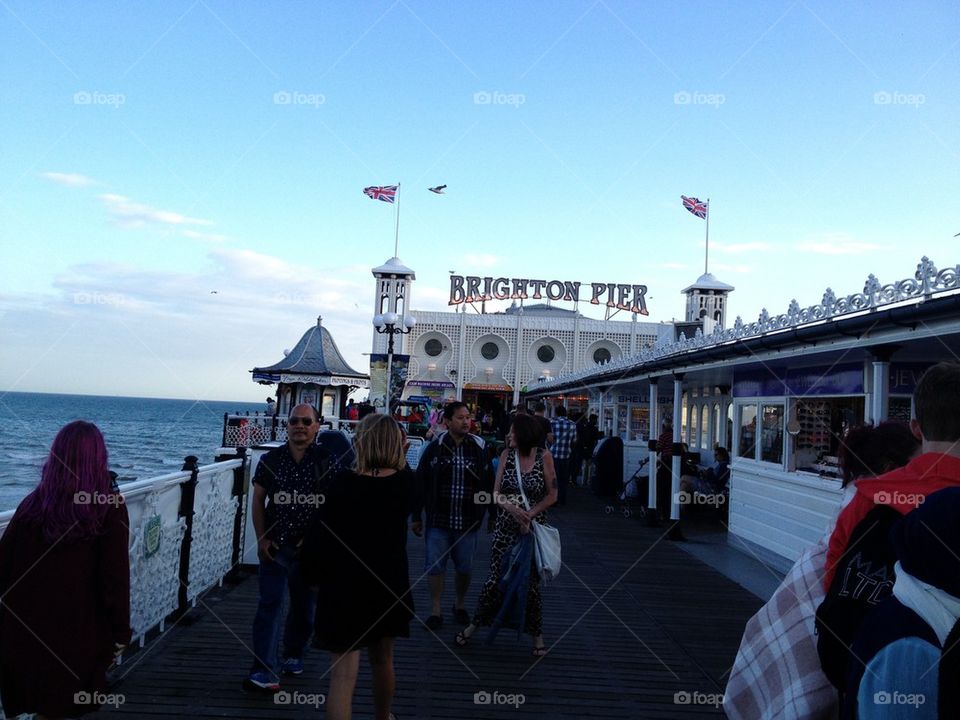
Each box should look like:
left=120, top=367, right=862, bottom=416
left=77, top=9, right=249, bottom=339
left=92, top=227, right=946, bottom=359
left=681, top=195, right=708, bottom=219
left=363, top=185, right=398, bottom=203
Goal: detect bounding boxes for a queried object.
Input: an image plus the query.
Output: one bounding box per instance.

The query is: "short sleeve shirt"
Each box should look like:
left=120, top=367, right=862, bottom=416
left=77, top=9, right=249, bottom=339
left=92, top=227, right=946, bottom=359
left=254, top=444, right=331, bottom=547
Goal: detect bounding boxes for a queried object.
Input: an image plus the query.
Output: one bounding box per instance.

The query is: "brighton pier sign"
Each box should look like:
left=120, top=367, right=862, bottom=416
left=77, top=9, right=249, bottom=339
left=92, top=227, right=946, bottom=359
left=448, top=275, right=649, bottom=315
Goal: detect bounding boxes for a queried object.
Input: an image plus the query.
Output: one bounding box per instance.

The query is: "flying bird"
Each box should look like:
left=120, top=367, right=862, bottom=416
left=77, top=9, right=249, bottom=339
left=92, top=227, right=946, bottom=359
left=210, top=290, right=218, bottom=294
left=428, top=185, right=447, bottom=194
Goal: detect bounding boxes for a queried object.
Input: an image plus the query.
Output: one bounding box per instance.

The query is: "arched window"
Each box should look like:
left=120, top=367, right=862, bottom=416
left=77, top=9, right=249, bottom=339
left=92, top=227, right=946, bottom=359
left=689, top=399, right=697, bottom=447
left=700, top=405, right=710, bottom=449
left=713, top=403, right=722, bottom=447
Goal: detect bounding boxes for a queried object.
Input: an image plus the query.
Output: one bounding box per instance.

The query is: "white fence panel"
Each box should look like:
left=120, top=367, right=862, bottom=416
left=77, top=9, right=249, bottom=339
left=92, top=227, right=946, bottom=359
left=188, top=460, right=241, bottom=602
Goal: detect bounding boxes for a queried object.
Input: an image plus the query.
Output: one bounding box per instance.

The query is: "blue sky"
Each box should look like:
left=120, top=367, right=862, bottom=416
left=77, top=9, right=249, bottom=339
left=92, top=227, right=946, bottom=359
left=1, top=1, right=958, bottom=401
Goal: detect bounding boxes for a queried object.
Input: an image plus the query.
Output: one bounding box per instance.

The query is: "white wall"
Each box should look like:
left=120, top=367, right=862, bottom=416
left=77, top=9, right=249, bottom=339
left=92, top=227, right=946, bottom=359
left=728, top=462, right=844, bottom=562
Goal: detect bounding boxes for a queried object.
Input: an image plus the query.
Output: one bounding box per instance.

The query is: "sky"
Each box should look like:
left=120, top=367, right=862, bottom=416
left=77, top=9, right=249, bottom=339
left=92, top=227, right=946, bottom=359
left=1, top=1, right=958, bottom=402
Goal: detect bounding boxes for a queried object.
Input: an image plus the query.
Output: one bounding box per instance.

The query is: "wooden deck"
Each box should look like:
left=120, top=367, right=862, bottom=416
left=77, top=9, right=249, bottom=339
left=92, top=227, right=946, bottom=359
left=93, top=487, right=763, bottom=719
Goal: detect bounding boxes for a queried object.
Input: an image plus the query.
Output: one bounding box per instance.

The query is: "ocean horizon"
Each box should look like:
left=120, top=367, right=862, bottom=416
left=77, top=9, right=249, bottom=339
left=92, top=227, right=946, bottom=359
left=0, top=391, right=266, bottom=512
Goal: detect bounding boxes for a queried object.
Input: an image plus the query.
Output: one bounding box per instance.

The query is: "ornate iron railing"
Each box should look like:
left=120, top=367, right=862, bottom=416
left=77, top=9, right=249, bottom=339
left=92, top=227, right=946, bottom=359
left=544, top=256, right=960, bottom=387
left=222, top=412, right=284, bottom=446
left=222, top=413, right=359, bottom=447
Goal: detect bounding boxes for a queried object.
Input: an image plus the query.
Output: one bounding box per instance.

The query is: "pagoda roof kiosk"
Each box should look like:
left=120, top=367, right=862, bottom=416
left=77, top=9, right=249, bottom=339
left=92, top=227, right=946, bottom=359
left=251, top=316, right=369, bottom=421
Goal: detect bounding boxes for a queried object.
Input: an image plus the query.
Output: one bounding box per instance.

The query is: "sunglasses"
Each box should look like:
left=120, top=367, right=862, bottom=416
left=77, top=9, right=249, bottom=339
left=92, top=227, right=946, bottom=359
left=287, top=417, right=314, bottom=426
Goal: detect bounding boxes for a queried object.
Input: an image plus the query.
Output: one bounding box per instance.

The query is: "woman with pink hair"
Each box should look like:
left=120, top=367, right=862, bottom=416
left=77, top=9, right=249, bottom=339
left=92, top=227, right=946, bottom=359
left=0, top=421, right=131, bottom=719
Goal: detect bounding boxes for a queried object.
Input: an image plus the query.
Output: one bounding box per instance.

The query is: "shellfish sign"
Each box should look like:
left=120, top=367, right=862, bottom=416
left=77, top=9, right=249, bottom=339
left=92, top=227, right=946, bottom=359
left=448, top=275, right=649, bottom=315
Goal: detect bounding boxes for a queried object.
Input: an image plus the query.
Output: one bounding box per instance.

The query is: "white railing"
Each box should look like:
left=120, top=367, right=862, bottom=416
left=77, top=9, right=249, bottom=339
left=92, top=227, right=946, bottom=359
left=406, top=437, right=425, bottom=470
left=0, top=456, right=247, bottom=648
left=124, top=469, right=192, bottom=644
left=187, top=461, right=241, bottom=604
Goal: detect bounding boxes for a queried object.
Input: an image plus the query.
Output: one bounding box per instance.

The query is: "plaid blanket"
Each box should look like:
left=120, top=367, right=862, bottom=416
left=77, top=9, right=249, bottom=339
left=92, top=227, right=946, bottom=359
left=724, top=487, right=855, bottom=720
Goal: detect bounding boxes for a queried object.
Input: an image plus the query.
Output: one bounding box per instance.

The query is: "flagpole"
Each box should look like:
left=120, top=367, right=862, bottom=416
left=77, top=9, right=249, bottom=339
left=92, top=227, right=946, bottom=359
left=704, top=198, right=710, bottom=275
left=394, top=183, right=401, bottom=257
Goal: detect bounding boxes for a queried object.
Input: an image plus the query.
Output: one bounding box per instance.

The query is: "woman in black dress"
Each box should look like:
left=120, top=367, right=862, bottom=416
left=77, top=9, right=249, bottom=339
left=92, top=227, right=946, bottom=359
left=304, top=413, right=415, bottom=720
left=454, top=413, right=557, bottom=655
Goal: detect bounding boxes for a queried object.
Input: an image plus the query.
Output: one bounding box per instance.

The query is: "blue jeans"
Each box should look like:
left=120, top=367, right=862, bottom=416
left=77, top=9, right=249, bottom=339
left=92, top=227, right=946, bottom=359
left=250, top=556, right=317, bottom=674
left=554, top=457, right=571, bottom=504
left=424, top=527, right=479, bottom=576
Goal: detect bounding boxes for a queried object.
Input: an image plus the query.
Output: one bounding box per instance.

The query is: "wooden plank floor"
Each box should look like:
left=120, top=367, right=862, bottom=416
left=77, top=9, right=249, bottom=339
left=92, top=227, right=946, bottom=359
left=92, top=486, right=762, bottom=719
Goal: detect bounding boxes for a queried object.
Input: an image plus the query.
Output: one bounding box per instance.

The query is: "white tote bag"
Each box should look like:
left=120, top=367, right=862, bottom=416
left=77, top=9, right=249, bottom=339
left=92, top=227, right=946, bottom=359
left=515, top=451, right=561, bottom=581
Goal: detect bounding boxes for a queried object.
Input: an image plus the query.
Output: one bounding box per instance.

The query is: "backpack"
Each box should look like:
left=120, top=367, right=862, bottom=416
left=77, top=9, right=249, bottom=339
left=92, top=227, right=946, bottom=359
left=815, top=504, right=902, bottom=690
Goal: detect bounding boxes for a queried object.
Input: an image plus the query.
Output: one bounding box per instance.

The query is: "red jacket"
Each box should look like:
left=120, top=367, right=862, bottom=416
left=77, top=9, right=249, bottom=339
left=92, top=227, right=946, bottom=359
left=823, top=453, right=960, bottom=590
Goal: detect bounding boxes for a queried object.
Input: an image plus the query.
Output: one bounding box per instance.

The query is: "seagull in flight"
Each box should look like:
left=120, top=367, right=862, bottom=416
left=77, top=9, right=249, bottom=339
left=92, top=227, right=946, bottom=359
left=428, top=185, right=447, bottom=194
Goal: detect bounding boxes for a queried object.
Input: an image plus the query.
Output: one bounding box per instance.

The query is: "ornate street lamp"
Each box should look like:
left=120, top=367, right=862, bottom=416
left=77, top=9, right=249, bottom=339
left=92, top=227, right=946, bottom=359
left=371, top=312, right=416, bottom=415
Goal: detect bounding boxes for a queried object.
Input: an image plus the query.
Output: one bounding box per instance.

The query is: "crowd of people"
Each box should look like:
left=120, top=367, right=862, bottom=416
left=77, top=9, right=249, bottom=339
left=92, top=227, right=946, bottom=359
left=14, top=368, right=960, bottom=719
left=244, top=398, right=577, bottom=718
left=725, top=361, right=960, bottom=720
left=0, top=399, right=571, bottom=719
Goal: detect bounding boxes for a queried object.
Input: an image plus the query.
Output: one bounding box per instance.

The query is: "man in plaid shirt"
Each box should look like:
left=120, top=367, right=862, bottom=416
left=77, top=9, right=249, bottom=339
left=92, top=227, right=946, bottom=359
left=413, top=402, right=493, bottom=630
left=550, top=405, right=578, bottom=506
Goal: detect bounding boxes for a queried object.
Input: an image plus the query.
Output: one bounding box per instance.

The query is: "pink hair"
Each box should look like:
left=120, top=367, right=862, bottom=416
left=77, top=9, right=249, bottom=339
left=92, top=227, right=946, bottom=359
left=18, top=420, right=115, bottom=543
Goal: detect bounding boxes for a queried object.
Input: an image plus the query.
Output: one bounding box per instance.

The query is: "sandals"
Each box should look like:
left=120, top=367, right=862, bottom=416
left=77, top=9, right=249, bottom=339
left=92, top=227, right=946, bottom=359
left=454, top=628, right=474, bottom=647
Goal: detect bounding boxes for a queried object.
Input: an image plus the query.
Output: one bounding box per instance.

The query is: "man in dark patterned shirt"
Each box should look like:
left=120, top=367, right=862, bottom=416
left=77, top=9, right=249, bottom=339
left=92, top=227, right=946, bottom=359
left=245, top=404, right=331, bottom=692
left=550, top=405, right=578, bottom=506
left=413, top=402, right=494, bottom=631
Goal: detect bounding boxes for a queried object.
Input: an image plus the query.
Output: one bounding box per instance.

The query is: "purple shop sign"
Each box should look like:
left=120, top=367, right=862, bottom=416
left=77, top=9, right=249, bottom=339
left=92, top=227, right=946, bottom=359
left=888, top=362, right=933, bottom=394
left=734, top=364, right=864, bottom=397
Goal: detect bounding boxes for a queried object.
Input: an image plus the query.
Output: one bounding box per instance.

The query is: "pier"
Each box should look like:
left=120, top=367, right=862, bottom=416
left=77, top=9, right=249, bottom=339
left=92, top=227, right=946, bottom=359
left=89, top=486, right=770, bottom=719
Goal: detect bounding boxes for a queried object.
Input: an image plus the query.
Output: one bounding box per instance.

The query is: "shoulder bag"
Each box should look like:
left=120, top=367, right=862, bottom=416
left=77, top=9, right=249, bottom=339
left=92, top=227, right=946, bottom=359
left=515, top=450, right=561, bottom=581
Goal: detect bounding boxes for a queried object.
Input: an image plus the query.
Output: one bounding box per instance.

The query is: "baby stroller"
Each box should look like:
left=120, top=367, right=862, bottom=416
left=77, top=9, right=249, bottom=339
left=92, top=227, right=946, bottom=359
left=604, top=456, right=649, bottom=518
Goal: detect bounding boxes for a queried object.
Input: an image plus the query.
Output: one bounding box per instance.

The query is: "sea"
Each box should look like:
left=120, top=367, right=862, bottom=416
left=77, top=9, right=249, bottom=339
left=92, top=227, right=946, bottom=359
left=0, top=392, right=265, bottom=512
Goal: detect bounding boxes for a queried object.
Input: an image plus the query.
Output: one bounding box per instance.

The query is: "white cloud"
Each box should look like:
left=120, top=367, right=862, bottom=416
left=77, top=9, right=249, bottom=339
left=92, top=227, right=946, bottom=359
left=464, top=254, right=498, bottom=268
left=712, top=242, right=771, bottom=253
left=182, top=229, right=229, bottom=244
left=5, top=249, right=377, bottom=400
left=799, top=233, right=880, bottom=255
left=40, top=172, right=97, bottom=187
left=413, top=284, right=455, bottom=311
left=98, top=193, right=213, bottom=229
left=661, top=262, right=687, bottom=269
left=711, top=262, right=751, bottom=274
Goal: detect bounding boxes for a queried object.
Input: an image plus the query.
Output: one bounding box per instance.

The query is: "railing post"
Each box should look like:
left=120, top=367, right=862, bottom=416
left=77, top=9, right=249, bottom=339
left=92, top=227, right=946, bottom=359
left=228, top=447, right=248, bottom=581
left=221, top=413, right=228, bottom=447
left=271, top=413, right=279, bottom=441
left=176, top=455, right=199, bottom=615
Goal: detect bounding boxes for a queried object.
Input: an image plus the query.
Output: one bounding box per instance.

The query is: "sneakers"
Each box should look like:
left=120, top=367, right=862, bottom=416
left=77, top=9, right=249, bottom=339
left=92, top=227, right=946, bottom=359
left=244, top=669, right=280, bottom=692
left=280, top=657, right=304, bottom=675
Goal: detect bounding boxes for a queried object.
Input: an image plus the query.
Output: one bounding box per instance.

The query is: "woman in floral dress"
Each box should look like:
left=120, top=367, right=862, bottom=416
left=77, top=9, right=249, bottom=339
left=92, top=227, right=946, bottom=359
left=454, top=413, right=557, bottom=656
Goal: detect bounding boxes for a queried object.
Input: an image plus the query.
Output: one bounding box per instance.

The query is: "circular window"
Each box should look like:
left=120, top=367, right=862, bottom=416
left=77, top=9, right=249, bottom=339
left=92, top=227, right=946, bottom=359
left=537, top=345, right=555, bottom=363
left=480, top=342, right=500, bottom=360
left=593, top=347, right=611, bottom=364
left=424, top=339, right=442, bottom=357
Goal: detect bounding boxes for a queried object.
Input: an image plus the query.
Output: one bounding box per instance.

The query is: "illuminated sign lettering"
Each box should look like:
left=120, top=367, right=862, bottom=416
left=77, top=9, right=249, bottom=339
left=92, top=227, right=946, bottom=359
left=448, top=275, right=648, bottom=315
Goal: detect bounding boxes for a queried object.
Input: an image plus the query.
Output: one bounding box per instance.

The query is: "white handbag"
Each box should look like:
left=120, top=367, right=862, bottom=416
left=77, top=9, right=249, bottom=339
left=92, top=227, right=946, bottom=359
left=514, top=451, right=561, bottom=581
